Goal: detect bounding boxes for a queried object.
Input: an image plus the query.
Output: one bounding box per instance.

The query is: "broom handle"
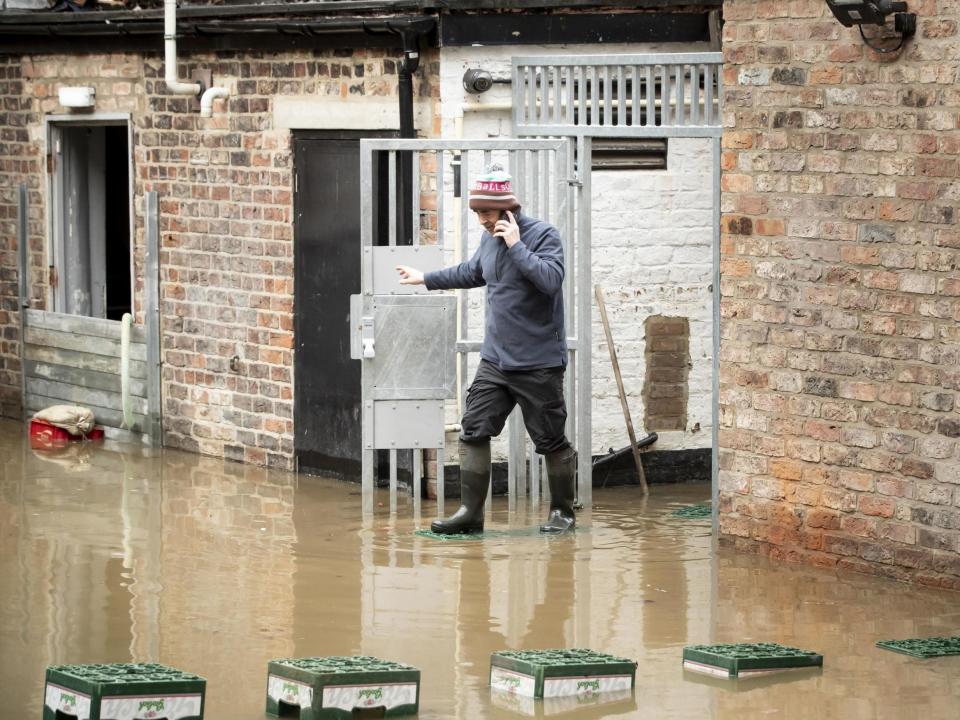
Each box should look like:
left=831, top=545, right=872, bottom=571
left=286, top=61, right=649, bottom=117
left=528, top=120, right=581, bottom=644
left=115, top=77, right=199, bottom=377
left=595, top=285, right=649, bottom=495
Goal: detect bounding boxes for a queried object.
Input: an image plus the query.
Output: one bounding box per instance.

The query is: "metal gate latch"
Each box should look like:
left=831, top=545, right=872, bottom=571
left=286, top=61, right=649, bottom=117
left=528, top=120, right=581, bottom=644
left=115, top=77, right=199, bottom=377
left=361, top=316, right=375, bottom=358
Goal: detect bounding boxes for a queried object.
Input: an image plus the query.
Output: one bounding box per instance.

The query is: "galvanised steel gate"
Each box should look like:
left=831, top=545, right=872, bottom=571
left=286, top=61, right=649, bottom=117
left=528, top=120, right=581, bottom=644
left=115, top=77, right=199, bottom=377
left=511, top=52, right=724, bottom=526
left=353, top=138, right=587, bottom=516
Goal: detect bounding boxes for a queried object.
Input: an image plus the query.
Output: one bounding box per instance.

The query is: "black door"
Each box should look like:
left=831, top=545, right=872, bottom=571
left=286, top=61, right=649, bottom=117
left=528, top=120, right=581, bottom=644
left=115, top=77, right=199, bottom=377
left=293, top=132, right=399, bottom=480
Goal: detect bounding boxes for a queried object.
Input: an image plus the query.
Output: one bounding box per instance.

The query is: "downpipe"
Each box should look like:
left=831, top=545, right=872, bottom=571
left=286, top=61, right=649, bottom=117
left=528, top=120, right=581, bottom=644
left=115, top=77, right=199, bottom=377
left=200, top=87, right=229, bottom=117
left=164, top=0, right=201, bottom=96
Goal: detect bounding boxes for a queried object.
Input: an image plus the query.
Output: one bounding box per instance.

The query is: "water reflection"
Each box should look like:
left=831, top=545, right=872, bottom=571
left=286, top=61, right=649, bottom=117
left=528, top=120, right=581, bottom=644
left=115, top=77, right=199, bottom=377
left=1, top=422, right=958, bottom=719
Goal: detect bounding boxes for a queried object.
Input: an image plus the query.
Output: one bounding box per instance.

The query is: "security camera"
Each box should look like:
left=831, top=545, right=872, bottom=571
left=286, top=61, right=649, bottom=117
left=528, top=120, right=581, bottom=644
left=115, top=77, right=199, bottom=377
left=827, top=0, right=917, bottom=53
left=463, top=68, right=493, bottom=95
left=826, top=0, right=907, bottom=26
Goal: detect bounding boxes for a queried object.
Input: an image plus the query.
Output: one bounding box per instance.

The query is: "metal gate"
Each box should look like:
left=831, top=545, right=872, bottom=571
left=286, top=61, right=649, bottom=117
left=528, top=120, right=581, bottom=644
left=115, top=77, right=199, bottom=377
left=352, top=139, right=589, bottom=515
left=512, top=51, right=724, bottom=527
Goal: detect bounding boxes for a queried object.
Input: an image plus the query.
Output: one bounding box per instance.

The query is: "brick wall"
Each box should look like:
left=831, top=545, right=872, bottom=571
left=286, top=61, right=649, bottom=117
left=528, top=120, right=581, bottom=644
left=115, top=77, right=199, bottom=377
left=5, top=47, right=437, bottom=470
left=720, top=0, right=960, bottom=588
left=0, top=55, right=45, bottom=418
left=643, top=316, right=690, bottom=431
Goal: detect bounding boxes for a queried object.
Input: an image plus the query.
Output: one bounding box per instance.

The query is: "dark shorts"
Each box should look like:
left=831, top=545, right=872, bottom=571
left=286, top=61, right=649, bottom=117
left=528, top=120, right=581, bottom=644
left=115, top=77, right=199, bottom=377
left=460, top=359, right=570, bottom=455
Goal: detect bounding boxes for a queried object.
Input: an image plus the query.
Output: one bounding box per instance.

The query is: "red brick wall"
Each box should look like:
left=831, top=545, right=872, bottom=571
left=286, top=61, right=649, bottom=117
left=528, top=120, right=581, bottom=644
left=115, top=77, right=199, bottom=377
left=720, top=0, right=960, bottom=588
left=2, top=47, right=438, bottom=469
left=0, top=55, right=46, bottom=418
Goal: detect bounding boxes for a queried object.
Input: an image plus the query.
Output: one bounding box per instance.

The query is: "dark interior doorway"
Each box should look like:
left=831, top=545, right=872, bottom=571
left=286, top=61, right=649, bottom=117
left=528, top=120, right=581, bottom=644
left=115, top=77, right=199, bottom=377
left=51, top=122, right=131, bottom=319
left=293, top=131, right=397, bottom=480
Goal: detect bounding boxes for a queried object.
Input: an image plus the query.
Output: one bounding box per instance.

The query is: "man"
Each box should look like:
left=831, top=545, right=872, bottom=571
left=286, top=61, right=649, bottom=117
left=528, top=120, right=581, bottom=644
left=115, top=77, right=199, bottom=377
left=395, top=164, right=576, bottom=534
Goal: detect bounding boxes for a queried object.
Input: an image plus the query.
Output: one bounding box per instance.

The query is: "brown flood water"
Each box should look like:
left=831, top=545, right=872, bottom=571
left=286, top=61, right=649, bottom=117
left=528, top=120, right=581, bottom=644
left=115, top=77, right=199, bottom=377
left=1, top=419, right=959, bottom=719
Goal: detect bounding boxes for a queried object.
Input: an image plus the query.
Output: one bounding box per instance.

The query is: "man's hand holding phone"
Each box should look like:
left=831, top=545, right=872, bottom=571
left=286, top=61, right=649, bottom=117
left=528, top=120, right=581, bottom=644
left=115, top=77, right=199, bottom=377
left=493, top=210, right=520, bottom=249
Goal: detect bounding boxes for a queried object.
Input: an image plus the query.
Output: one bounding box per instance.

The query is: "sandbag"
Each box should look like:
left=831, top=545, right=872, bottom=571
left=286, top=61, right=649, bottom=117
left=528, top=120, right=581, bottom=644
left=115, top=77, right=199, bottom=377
left=33, top=405, right=95, bottom=436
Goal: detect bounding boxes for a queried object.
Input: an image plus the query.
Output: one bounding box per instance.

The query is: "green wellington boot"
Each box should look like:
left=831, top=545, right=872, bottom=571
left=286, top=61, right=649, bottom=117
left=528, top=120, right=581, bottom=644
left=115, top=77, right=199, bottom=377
left=431, top=440, right=491, bottom=534
left=540, top=446, right=577, bottom=533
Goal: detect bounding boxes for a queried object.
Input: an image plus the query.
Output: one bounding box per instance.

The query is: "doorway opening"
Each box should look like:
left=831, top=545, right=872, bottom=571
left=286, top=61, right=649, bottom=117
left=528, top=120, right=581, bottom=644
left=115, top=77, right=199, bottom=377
left=48, top=118, right=132, bottom=319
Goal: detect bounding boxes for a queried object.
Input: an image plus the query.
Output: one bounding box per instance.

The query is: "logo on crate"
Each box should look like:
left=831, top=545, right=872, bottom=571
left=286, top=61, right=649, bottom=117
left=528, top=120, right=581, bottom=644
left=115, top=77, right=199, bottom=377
left=576, top=680, right=601, bottom=694
left=138, top=698, right=165, bottom=717
left=502, top=677, right=522, bottom=693
left=102, top=693, right=202, bottom=720
left=268, top=674, right=313, bottom=708
left=323, top=683, right=416, bottom=711
left=490, top=667, right=535, bottom=697
left=46, top=683, right=92, bottom=718
left=358, top=688, right=383, bottom=704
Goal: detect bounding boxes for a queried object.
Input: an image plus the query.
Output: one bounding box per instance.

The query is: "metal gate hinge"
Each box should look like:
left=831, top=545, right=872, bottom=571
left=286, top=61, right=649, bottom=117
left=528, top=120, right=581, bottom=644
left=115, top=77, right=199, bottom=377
left=567, top=176, right=583, bottom=188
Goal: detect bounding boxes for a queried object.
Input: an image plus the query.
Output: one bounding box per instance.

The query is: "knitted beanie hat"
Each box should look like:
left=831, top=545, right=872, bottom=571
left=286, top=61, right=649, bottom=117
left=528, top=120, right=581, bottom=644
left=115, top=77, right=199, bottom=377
left=468, top=163, right=520, bottom=212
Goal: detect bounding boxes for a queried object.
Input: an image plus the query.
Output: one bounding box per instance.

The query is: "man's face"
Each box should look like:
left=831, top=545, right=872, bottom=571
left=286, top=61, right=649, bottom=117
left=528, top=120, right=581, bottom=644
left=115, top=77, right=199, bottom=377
left=475, top=209, right=501, bottom=234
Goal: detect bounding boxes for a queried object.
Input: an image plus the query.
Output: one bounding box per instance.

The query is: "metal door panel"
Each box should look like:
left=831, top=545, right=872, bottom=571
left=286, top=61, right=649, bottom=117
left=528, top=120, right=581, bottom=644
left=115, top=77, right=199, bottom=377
left=368, top=245, right=444, bottom=295
left=368, top=296, right=456, bottom=400
left=372, top=400, right=445, bottom=450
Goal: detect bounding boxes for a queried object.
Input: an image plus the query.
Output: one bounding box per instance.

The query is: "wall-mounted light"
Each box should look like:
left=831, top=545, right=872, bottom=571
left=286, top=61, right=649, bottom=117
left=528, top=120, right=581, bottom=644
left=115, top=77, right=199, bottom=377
left=58, top=86, right=96, bottom=109
left=826, top=0, right=917, bottom=54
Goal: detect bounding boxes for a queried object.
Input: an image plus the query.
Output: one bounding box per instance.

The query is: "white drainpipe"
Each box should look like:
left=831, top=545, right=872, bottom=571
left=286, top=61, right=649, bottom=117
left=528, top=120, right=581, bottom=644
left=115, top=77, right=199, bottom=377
left=200, top=87, right=230, bottom=117
left=164, top=0, right=200, bottom=95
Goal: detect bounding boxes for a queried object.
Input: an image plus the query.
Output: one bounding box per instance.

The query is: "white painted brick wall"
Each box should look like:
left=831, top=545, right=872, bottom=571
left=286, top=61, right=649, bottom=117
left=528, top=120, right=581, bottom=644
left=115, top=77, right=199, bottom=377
left=592, top=139, right=714, bottom=454
left=437, top=43, right=714, bottom=459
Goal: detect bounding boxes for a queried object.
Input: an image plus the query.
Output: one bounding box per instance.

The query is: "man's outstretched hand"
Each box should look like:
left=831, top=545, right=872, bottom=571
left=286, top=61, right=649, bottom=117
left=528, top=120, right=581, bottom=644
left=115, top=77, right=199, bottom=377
left=396, top=265, right=425, bottom=285
left=493, top=210, right=520, bottom=248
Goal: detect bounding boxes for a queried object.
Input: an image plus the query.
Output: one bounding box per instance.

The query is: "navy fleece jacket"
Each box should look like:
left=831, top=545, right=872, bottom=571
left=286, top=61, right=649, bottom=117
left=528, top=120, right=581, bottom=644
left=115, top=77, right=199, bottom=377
left=424, top=211, right=567, bottom=371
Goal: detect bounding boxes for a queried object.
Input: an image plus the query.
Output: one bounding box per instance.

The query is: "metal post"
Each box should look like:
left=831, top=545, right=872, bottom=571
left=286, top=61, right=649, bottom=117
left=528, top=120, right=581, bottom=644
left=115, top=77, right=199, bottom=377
left=413, top=448, right=422, bottom=518
left=431, top=151, right=445, bottom=516
left=459, top=149, right=472, bottom=513
left=712, top=134, right=721, bottom=536
left=563, top=139, right=575, bottom=465
left=576, top=135, right=592, bottom=506
left=603, top=65, right=612, bottom=127
left=529, top=445, right=541, bottom=504
left=17, top=184, right=28, bottom=420
left=144, top=192, right=162, bottom=445
left=389, top=448, right=398, bottom=513
left=508, top=408, right=525, bottom=501
left=436, top=443, right=445, bottom=517
left=360, top=142, right=374, bottom=515
left=18, top=185, right=28, bottom=308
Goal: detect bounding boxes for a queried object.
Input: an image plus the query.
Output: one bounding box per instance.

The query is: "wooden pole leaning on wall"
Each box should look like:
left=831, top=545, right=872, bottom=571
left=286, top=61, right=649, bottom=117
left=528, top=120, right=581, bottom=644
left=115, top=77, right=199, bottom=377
left=594, top=285, right=649, bottom=495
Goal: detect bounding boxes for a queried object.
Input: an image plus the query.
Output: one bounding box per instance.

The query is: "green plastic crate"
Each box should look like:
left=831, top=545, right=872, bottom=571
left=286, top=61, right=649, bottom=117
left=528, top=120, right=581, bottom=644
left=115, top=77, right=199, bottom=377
left=682, top=643, right=823, bottom=678
left=671, top=502, right=712, bottom=520
left=489, top=649, right=637, bottom=699
left=265, top=656, right=419, bottom=719
left=43, top=663, right=205, bottom=720
left=876, top=636, right=960, bottom=659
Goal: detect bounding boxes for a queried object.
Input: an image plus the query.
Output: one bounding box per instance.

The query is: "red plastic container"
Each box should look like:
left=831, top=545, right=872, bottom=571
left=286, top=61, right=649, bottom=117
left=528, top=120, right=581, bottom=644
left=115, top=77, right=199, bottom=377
left=30, top=419, right=104, bottom=449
